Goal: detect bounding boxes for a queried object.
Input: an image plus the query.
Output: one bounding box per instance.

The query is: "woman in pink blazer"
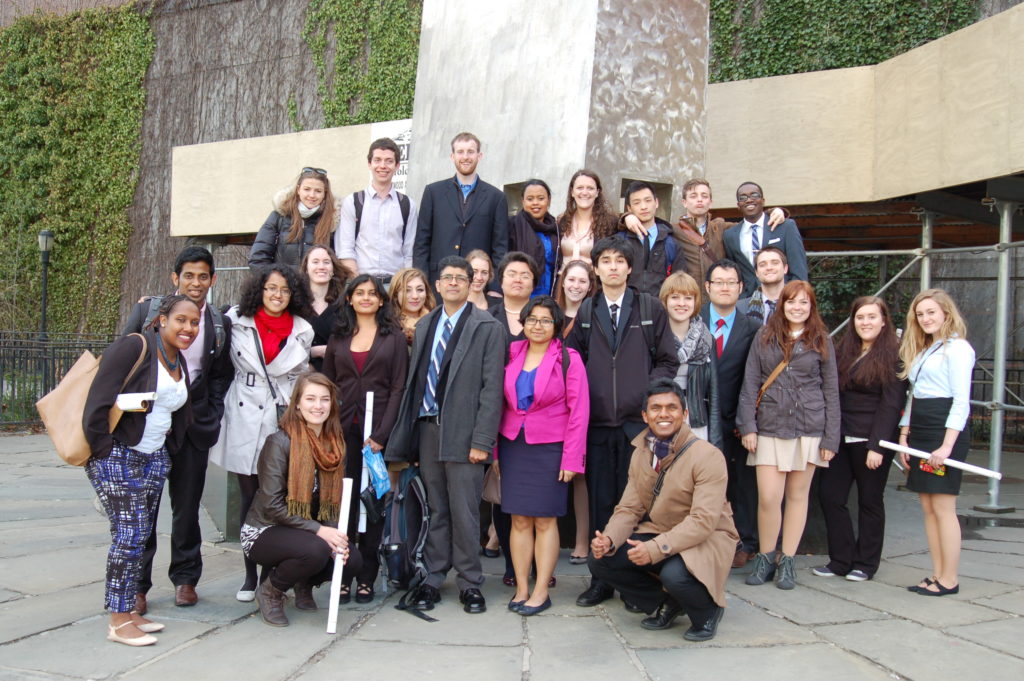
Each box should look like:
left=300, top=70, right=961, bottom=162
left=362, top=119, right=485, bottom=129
left=496, top=296, right=589, bottom=615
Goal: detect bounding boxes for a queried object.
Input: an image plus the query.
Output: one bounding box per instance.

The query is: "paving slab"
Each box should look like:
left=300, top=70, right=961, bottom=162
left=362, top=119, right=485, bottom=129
left=304, top=639, right=522, bottom=681
left=0, top=520, right=110, bottom=559
left=0, top=582, right=104, bottom=644
left=527, top=613, right=644, bottom=681
left=949, top=616, right=1024, bottom=659
left=638, top=642, right=894, bottom=681
left=0, top=499, right=100, bottom=524
left=0, top=617, right=214, bottom=679
left=869, top=558, right=1017, bottom=598
left=138, top=572, right=257, bottom=625
left=0, top=668, right=67, bottom=681
left=0, top=590, right=19, bottom=605
left=0, top=545, right=108, bottom=594
left=817, top=618, right=1024, bottom=681
left=888, top=551, right=1024, bottom=586
left=972, top=588, right=1024, bottom=616
left=728, top=577, right=886, bottom=625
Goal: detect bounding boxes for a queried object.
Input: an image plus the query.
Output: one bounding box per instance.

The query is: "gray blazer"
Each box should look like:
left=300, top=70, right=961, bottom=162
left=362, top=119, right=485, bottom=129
left=385, top=304, right=507, bottom=464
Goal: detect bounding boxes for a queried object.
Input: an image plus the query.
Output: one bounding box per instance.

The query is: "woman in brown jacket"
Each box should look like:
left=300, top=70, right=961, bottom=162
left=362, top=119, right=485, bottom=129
left=323, top=274, right=408, bottom=603
left=737, top=280, right=840, bottom=591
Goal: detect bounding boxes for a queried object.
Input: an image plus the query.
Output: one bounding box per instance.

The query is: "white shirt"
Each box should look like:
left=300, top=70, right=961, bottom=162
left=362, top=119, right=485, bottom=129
left=335, top=184, right=418, bottom=276
left=899, top=337, right=975, bottom=430
left=738, top=215, right=767, bottom=265
left=135, top=361, right=189, bottom=453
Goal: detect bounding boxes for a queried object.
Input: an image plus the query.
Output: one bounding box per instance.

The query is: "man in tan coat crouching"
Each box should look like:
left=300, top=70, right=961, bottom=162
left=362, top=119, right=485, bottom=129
left=588, top=379, right=738, bottom=641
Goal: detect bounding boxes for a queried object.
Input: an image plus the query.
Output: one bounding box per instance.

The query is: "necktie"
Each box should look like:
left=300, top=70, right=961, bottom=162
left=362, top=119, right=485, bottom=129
left=714, top=318, right=726, bottom=359
left=751, top=221, right=760, bottom=255
left=421, top=319, right=453, bottom=415
left=765, top=299, right=776, bottom=322
left=609, top=303, right=619, bottom=334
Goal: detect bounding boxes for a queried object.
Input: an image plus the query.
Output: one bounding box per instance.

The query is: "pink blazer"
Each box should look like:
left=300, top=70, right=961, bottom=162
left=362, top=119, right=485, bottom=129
left=497, top=338, right=590, bottom=473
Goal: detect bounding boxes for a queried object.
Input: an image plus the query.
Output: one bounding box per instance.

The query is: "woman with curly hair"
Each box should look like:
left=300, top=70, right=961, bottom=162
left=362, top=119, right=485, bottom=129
left=389, top=267, right=436, bottom=345
left=323, top=274, right=408, bottom=603
left=209, top=264, right=315, bottom=602
left=737, top=280, right=840, bottom=591
left=898, top=289, right=975, bottom=596
left=249, top=167, right=338, bottom=268
left=556, top=170, right=618, bottom=269
left=299, top=245, right=351, bottom=371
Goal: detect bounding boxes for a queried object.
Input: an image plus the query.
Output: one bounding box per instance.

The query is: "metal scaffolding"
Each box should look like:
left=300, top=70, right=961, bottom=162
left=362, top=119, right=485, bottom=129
left=811, top=199, right=1022, bottom=513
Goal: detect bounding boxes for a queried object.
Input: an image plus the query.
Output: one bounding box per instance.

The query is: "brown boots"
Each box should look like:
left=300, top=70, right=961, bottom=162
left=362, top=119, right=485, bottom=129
left=293, top=582, right=318, bottom=611
left=256, top=580, right=289, bottom=627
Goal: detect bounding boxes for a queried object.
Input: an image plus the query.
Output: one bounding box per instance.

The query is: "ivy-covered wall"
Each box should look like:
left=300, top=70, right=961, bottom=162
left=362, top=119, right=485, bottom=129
left=709, top=0, right=979, bottom=82
left=0, top=4, right=153, bottom=333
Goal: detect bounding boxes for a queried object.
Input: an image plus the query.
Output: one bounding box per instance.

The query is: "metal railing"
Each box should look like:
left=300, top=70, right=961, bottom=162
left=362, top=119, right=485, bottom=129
left=0, top=331, right=115, bottom=425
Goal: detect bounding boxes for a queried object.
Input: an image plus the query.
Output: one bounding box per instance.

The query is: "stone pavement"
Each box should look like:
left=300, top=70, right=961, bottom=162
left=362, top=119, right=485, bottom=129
left=0, top=433, right=1022, bottom=681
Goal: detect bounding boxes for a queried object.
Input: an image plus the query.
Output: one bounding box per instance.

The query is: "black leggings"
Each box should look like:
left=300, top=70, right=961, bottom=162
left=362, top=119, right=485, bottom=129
left=341, top=427, right=385, bottom=587
left=237, top=473, right=261, bottom=588
left=248, top=525, right=364, bottom=591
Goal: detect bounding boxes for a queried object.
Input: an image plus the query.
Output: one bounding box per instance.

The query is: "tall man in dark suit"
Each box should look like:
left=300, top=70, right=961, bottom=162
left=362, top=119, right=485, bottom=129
left=413, top=132, right=509, bottom=284
left=700, top=259, right=761, bottom=568
left=123, top=246, right=233, bottom=611
left=722, top=182, right=808, bottom=296
left=385, top=255, right=506, bottom=614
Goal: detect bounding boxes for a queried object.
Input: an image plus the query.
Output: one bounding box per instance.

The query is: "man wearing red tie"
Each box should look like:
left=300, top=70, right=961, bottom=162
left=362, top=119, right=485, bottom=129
left=700, top=260, right=760, bottom=568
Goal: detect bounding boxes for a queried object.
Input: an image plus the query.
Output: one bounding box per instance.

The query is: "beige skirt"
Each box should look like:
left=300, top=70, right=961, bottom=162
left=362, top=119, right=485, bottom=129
left=747, top=435, right=827, bottom=472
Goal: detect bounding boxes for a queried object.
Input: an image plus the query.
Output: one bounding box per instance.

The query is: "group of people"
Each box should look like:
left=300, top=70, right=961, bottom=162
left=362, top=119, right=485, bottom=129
left=81, top=131, right=976, bottom=647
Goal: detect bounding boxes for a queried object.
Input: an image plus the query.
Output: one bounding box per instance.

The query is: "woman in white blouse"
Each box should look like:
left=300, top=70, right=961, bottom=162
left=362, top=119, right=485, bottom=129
left=897, top=289, right=975, bottom=597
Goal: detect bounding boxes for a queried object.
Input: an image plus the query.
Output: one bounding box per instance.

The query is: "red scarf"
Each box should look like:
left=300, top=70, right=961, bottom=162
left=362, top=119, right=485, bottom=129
left=254, top=308, right=294, bottom=364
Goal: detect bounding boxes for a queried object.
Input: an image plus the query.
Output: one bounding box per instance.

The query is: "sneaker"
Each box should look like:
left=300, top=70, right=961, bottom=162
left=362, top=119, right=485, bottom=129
left=845, top=569, right=870, bottom=582
left=744, top=552, right=776, bottom=586
left=811, top=565, right=837, bottom=577
left=775, top=554, right=796, bottom=590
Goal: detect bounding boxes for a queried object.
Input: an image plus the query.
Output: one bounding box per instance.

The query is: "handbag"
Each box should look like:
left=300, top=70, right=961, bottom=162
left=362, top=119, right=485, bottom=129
left=250, top=328, right=287, bottom=419
left=481, top=464, right=501, bottom=504
left=756, top=359, right=789, bottom=409
left=35, top=334, right=148, bottom=466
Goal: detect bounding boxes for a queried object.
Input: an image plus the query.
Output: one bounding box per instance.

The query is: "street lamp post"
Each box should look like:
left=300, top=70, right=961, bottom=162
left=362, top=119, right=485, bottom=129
left=38, top=229, right=54, bottom=341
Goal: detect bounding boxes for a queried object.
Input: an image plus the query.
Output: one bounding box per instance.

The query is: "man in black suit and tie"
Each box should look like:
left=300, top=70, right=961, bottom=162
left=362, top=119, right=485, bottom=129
left=413, top=132, right=509, bottom=284
left=123, top=246, right=233, bottom=611
left=700, top=259, right=760, bottom=568
left=722, top=182, right=808, bottom=296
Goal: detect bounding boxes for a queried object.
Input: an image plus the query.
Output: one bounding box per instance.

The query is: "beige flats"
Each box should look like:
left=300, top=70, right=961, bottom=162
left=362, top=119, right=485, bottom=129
left=107, top=620, right=157, bottom=647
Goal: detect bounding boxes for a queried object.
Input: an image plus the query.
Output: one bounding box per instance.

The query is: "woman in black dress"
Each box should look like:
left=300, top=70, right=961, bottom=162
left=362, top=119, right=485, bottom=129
left=300, top=245, right=350, bottom=371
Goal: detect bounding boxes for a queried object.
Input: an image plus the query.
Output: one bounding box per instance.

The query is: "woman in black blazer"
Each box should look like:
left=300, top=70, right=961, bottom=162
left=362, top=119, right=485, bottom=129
left=322, top=274, right=408, bottom=603
left=83, top=295, right=199, bottom=646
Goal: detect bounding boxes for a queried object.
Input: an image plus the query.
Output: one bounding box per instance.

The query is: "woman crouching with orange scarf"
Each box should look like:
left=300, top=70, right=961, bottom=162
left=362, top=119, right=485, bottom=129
left=241, top=372, right=360, bottom=626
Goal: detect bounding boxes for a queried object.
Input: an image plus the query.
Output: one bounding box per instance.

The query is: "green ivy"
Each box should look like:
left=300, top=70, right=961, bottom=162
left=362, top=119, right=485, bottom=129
left=0, top=4, right=154, bottom=334
left=710, top=0, right=978, bottom=83
left=303, top=0, right=422, bottom=127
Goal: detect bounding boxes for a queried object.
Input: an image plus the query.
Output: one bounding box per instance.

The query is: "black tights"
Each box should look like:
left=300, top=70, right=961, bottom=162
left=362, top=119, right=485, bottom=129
left=237, top=473, right=261, bottom=589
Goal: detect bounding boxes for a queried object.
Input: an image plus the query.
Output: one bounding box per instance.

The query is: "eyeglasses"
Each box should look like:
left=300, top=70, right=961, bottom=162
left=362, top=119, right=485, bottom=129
left=503, top=271, right=533, bottom=281
left=708, top=280, right=740, bottom=288
left=737, top=191, right=762, bottom=202
left=439, top=274, right=469, bottom=284
left=524, top=317, right=554, bottom=327
left=302, top=167, right=327, bottom=176
left=264, top=286, right=292, bottom=296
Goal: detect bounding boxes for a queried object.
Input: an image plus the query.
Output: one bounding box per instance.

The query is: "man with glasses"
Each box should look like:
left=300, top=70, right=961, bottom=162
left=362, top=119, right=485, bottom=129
left=385, top=255, right=506, bottom=614
left=701, top=260, right=761, bottom=567
left=722, top=182, right=807, bottom=296
left=414, top=132, right=509, bottom=286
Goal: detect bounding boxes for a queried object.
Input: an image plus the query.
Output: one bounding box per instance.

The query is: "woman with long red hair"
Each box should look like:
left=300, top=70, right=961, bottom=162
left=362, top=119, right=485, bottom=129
left=736, top=280, right=840, bottom=591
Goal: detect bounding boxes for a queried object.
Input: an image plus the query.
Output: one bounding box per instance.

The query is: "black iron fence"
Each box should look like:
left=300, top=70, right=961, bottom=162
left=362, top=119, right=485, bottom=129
left=971, top=359, right=1024, bottom=447
left=0, top=331, right=115, bottom=425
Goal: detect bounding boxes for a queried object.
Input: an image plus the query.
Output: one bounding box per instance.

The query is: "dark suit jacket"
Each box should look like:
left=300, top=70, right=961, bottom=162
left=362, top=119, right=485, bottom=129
left=385, top=304, right=507, bottom=463
left=122, top=299, right=233, bottom=450
left=321, top=329, right=409, bottom=447
left=700, top=303, right=759, bottom=430
left=721, top=217, right=808, bottom=296
left=413, top=176, right=509, bottom=281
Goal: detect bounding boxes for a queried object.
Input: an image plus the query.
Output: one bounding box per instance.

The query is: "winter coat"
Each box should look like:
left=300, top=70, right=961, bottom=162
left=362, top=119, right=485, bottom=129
left=248, top=188, right=337, bottom=269
left=208, top=307, right=313, bottom=475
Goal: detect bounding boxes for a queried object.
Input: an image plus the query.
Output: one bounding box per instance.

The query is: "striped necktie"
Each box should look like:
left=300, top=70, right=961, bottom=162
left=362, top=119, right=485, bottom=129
left=421, top=319, right=453, bottom=415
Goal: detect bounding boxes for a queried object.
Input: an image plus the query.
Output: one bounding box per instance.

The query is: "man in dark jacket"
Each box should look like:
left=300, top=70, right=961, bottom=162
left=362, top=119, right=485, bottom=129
left=700, top=259, right=760, bottom=567
left=122, top=246, right=233, bottom=611
left=413, top=132, right=509, bottom=284
left=385, top=255, right=506, bottom=614
left=567, top=238, right=679, bottom=607
left=613, top=181, right=687, bottom=297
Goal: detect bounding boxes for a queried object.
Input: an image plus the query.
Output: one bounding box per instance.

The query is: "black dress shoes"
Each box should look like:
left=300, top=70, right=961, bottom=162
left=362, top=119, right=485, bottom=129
left=683, top=606, right=724, bottom=642
left=641, top=599, right=682, bottom=630
left=622, top=599, right=644, bottom=613
left=460, top=588, right=487, bottom=613
left=411, top=585, right=442, bottom=610
left=575, top=582, right=614, bottom=607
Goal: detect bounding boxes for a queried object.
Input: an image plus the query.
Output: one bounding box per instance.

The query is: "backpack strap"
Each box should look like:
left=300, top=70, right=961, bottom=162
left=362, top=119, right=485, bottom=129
left=353, top=191, right=365, bottom=240
left=207, top=304, right=226, bottom=358
left=354, top=190, right=411, bottom=242
left=575, top=298, right=593, bottom=363
left=664, top=234, right=677, bottom=275
left=637, top=292, right=657, bottom=366
left=141, top=296, right=164, bottom=331
left=561, top=342, right=570, bottom=386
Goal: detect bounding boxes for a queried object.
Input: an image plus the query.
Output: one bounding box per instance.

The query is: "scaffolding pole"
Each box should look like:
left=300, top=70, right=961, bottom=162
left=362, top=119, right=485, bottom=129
left=920, top=211, right=934, bottom=290
left=974, top=199, right=1017, bottom=513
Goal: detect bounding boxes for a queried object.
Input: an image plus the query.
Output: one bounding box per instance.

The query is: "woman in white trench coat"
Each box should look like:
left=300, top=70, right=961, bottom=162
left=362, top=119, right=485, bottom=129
left=209, top=264, right=314, bottom=602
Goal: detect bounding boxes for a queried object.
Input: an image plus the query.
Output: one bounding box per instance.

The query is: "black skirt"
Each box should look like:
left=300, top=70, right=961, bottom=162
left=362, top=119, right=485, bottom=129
left=498, top=431, right=569, bottom=518
left=906, top=397, right=970, bottom=495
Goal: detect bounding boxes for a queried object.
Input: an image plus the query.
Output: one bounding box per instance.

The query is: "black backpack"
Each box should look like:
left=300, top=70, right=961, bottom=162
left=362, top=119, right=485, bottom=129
left=574, top=292, right=657, bottom=365
left=380, top=467, right=434, bottom=619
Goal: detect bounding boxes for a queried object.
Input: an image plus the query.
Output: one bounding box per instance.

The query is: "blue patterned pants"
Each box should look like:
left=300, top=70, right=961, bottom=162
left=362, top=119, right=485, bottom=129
left=86, top=442, right=171, bottom=613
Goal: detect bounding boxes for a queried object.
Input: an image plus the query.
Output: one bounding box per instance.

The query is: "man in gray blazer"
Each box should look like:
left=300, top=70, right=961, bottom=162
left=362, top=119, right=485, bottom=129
left=722, top=182, right=808, bottom=296
left=385, top=255, right=507, bottom=614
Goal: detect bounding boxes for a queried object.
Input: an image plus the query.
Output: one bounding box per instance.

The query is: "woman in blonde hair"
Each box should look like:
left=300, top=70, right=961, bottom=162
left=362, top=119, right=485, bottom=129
left=389, top=267, right=436, bottom=345
left=249, top=167, right=338, bottom=268
left=898, top=288, right=975, bottom=596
